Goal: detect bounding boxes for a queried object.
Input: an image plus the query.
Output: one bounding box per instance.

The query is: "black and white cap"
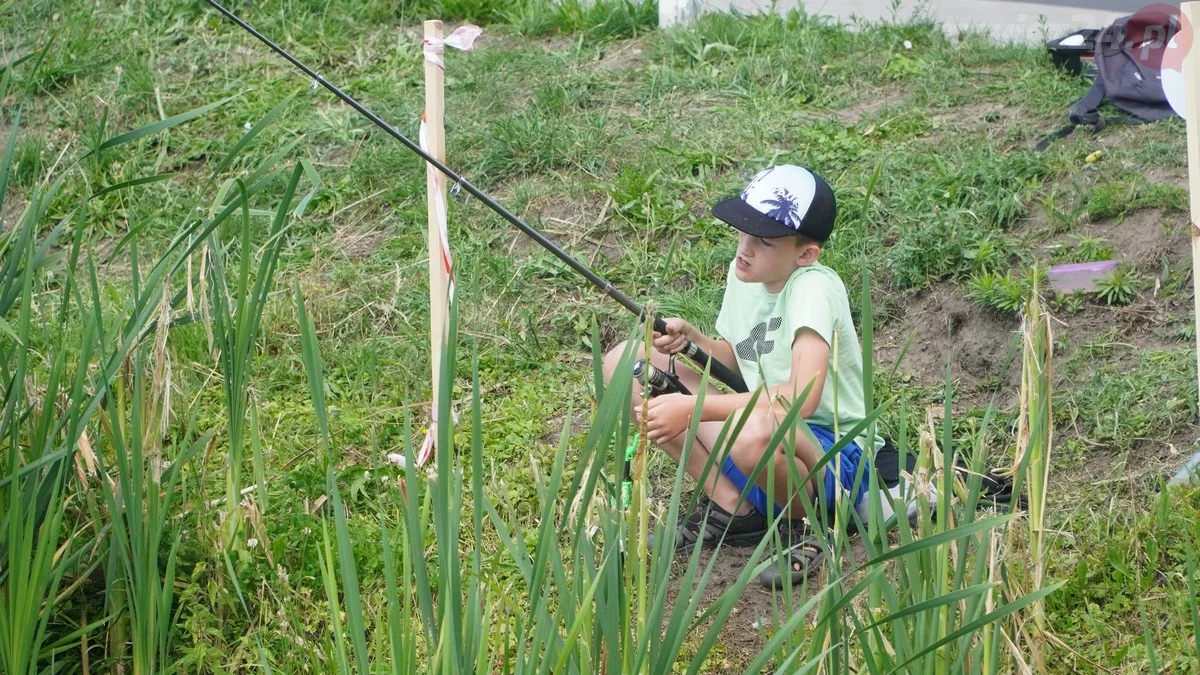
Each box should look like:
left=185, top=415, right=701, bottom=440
left=711, top=165, right=837, bottom=243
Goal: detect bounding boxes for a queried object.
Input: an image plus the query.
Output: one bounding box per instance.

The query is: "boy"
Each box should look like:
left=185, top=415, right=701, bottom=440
left=602, top=165, right=881, bottom=588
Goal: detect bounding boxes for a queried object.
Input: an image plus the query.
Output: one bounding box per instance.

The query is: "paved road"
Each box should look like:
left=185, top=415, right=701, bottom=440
left=701, top=0, right=1182, bottom=43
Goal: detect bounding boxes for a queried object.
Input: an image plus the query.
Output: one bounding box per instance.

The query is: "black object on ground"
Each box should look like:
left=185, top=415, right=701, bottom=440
left=1045, top=28, right=1100, bottom=76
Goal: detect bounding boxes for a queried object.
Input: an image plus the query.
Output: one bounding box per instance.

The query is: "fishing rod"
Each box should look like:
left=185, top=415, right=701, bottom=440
left=202, top=0, right=749, bottom=396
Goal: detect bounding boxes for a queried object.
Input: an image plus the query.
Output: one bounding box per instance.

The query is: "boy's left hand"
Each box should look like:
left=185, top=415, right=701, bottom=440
left=635, top=393, right=695, bottom=444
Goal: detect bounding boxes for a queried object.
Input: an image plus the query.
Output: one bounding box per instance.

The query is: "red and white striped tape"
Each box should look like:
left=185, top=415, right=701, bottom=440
left=416, top=112, right=456, bottom=468
left=418, top=113, right=456, bottom=300
left=422, top=24, right=482, bottom=69
left=410, top=25, right=480, bottom=468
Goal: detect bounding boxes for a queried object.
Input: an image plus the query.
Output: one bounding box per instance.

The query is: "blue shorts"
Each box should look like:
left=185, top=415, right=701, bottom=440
left=719, top=424, right=870, bottom=518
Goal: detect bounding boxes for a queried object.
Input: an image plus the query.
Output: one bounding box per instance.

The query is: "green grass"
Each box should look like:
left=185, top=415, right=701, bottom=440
left=4, top=0, right=1200, bottom=671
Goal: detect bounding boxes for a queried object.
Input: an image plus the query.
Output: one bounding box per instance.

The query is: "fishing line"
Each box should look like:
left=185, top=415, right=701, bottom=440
left=202, top=0, right=749, bottom=394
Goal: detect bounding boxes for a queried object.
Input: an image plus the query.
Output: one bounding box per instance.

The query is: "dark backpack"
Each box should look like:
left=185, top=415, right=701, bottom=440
left=1037, top=10, right=1181, bottom=151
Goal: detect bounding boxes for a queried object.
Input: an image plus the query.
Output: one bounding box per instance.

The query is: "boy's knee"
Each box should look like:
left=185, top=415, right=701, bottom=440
left=728, top=408, right=775, bottom=471
left=602, top=340, right=643, bottom=384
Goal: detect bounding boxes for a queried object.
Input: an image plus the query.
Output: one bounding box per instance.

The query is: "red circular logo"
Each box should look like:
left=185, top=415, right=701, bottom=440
left=1119, top=3, right=1193, bottom=73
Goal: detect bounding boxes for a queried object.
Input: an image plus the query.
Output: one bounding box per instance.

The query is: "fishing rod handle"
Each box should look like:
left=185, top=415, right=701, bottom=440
left=650, top=318, right=748, bottom=393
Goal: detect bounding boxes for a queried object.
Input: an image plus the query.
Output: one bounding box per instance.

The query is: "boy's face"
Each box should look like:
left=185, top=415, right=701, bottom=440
left=733, top=232, right=820, bottom=288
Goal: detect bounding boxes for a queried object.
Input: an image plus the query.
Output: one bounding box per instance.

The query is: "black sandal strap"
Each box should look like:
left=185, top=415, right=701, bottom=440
left=757, top=536, right=826, bottom=589
left=675, top=497, right=767, bottom=553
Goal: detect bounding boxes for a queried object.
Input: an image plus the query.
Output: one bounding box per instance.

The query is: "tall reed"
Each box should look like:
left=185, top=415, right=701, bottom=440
left=1002, top=274, right=1054, bottom=671
left=0, top=45, right=310, bottom=670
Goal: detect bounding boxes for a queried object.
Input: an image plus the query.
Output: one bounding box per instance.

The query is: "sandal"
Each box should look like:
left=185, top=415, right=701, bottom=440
left=670, top=495, right=769, bottom=555
left=757, top=532, right=825, bottom=589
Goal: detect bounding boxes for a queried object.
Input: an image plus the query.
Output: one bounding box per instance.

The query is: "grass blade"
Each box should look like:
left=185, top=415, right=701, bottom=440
left=90, top=173, right=177, bottom=200
left=886, top=583, right=1064, bottom=674
left=0, top=109, right=21, bottom=215
left=1140, top=601, right=1160, bottom=673
left=212, top=90, right=298, bottom=176
left=380, top=516, right=405, bottom=674
left=95, top=93, right=240, bottom=153
left=329, top=472, right=370, bottom=673
left=1188, top=550, right=1200, bottom=668
left=857, top=514, right=1018, bottom=571
left=295, top=284, right=333, bottom=467
left=858, top=583, right=996, bottom=632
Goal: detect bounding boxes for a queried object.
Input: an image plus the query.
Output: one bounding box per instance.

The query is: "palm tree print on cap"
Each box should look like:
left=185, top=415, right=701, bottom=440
left=761, top=188, right=803, bottom=229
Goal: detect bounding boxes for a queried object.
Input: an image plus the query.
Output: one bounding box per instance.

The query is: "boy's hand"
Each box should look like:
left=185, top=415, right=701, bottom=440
left=635, top=393, right=694, bottom=444
left=651, top=318, right=694, bottom=355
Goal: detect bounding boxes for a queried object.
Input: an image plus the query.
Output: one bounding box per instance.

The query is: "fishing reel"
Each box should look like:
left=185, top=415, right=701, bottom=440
left=614, top=357, right=692, bottom=511
left=631, top=357, right=691, bottom=397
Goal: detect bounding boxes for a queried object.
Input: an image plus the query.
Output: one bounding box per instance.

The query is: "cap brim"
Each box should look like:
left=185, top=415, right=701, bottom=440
left=711, top=197, right=796, bottom=238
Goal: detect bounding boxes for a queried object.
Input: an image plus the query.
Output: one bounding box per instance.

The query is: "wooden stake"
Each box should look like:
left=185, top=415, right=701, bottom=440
left=1185, top=2, right=1200, bottom=414
left=424, top=19, right=449, bottom=425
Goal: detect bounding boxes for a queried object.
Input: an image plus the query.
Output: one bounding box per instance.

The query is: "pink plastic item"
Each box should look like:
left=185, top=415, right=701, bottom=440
left=1048, top=260, right=1119, bottom=293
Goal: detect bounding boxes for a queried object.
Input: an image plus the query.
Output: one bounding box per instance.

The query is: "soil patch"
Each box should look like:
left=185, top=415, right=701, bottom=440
left=320, top=145, right=352, bottom=167
left=503, top=193, right=619, bottom=261
left=875, top=285, right=1022, bottom=408
left=1057, top=208, right=1188, bottom=268
left=336, top=227, right=388, bottom=260
left=1, top=193, right=26, bottom=232
left=930, top=101, right=1010, bottom=127
left=332, top=197, right=391, bottom=260
left=877, top=207, right=1194, bottom=410
left=1041, top=208, right=1193, bottom=354
left=833, top=85, right=908, bottom=126
left=659, top=537, right=872, bottom=665
left=543, top=409, right=590, bottom=447
left=1145, top=165, right=1187, bottom=190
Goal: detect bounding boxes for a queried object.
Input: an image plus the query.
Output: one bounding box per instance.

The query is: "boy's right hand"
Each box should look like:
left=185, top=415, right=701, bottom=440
left=652, top=318, right=694, bottom=355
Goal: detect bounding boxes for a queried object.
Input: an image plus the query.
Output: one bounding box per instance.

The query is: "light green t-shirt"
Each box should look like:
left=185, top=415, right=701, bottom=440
left=714, top=260, right=882, bottom=452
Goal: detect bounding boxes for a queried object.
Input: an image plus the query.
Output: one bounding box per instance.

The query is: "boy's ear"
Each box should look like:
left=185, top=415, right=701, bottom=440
left=795, top=242, right=821, bottom=266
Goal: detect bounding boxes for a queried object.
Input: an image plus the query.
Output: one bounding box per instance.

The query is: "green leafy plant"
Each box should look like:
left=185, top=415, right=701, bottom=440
left=0, top=46, right=279, bottom=673
left=503, top=0, right=557, bottom=36
left=207, top=161, right=304, bottom=549
left=0, top=40, right=320, bottom=671
left=1095, top=264, right=1139, bottom=305
left=10, top=133, right=46, bottom=188
left=1049, top=234, right=1113, bottom=264
left=1085, top=177, right=1188, bottom=221
left=883, top=52, right=925, bottom=79
left=1051, top=291, right=1085, bottom=314
left=0, top=164, right=82, bottom=675
left=968, top=270, right=1026, bottom=312
left=968, top=265, right=1047, bottom=314
left=598, top=164, right=665, bottom=225
left=964, top=235, right=1010, bottom=275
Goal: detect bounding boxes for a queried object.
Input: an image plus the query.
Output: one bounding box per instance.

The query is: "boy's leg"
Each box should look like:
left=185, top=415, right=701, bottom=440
left=601, top=340, right=749, bottom=514
left=725, top=405, right=829, bottom=522
left=727, top=408, right=874, bottom=586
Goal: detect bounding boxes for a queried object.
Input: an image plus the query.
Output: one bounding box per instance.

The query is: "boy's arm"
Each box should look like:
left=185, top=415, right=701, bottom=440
left=684, top=332, right=739, bottom=377
left=654, top=320, right=740, bottom=377
left=697, top=328, right=828, bottom=422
